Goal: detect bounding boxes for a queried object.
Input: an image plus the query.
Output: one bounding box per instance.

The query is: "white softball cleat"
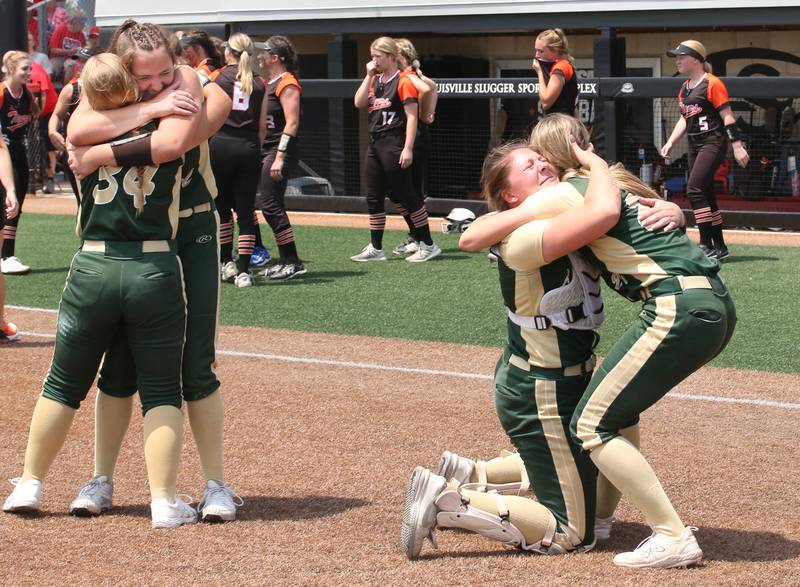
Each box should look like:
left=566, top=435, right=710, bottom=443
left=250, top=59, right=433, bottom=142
left=406, top=241, right=441, bottom=263
left=436, top=451, right=475, bottom=485
left=350, top=243, right=387, bottom=262
left=151, top=495, right=198, bottom=529
left=70, top=475, right=114, bottom=516
left=401, top=466, right=447, bottom=560
left=198, top=480, right=243, bottom=522
left=3, top=478, right=43, bottom=513
left=613, top=526, right=703, bottom=568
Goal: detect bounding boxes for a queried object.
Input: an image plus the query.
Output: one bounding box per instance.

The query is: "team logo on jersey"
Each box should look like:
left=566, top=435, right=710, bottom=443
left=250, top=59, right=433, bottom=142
left=680, top=102, right=703, bottom=118
left=5, top=108, right=31, bottom=133
left=196, top=234, right=213, bottom=244
left=181, top=168, right=195, bottom=188
left=368, top=97, right=391, bottom=112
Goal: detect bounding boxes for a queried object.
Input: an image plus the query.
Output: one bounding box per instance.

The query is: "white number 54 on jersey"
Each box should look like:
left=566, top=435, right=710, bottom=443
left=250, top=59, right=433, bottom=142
left=93, top=166, right=158, bottom=206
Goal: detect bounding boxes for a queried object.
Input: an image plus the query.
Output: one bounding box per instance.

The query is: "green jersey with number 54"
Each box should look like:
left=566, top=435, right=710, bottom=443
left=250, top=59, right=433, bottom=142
left=77, top=125, right=183, bottom=242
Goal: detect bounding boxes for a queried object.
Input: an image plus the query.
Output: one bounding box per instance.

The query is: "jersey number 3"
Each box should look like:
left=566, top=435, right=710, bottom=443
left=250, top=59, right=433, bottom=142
left=93, top=166, right=158, bottom=206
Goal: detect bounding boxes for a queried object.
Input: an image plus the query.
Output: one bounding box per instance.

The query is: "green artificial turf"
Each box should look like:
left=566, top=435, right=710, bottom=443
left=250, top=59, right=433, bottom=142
left=5, top=214, right=798, bottom=373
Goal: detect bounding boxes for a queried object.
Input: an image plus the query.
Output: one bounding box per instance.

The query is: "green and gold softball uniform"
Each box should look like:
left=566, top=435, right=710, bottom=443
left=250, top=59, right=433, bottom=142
left=522, top=177, right=736, bottom=451
left=98, top=140, right=221, bottom=404
left=492, top=223, right=598, bottom=549
left=42, top=134, right=186, bottom=414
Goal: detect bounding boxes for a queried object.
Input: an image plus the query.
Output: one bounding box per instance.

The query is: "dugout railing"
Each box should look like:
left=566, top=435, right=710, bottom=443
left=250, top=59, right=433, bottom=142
left=283, top=76, right=800, bottom=230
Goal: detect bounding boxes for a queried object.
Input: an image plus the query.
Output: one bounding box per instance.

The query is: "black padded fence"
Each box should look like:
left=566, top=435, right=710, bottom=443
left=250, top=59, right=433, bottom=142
left=27, top=77, right=800, bottom=229
left=288, top=77, right=800, bottom=229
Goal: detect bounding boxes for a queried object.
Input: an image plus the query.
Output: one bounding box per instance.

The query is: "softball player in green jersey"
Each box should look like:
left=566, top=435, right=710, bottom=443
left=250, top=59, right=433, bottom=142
left=448, top=114, right=736, bottom=568
left=64, top=22, right=240, bottom=522
left=3, top=53, right=197, bottom=528
left=403, top=139, right=625, bottom=560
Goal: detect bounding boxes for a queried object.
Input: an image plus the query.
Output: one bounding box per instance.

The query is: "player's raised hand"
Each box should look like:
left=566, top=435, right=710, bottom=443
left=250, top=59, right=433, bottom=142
left=145, top=88, right=199, bottom=119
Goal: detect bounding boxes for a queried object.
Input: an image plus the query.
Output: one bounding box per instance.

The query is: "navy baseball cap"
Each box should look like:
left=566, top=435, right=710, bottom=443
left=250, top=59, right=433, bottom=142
left=666, top=43, right=706, bottom=62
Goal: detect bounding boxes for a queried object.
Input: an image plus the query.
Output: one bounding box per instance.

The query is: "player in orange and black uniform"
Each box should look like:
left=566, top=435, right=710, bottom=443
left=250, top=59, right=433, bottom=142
left=533, top=29, right=579, bottom=117
left=352, top=37, right=440, bottom=263
left=662, top=40, right=749, bottom=261
left=180, top=30, right=222, bottom=83
left=1, top=52, right=39, bottom=275
left=0, top=134, right=20, bottom=340
left=254, top=36, right=306, bottom=281
left=391, top=38, right=439, bottom=257
left=48, top=76, right=82, bottom=202
left=209, top=33, right=267, bottom=287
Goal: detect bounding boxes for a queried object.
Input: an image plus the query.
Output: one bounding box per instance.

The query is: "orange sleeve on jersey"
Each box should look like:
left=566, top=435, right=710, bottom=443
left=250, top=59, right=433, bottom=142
left=276, top=73, right=302, bottom=97
left=208, top=69, right=221, bottom=82
left=707, top=76, right=730, bottom=110
left=403, top=66, right=419, bottom=78
left=398, top=75, right=419, bottom=102
left=551, top=60, right=574, bottom=81
left=196, top=62, right=209, bottom=77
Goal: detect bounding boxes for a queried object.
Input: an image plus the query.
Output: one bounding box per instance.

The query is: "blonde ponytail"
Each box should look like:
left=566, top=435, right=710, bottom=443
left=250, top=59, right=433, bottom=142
left=531, top=114, right=661, bottom=200
left=237, top=50, right=254, bottom=94
left=226, top=32, right=256, bottom=95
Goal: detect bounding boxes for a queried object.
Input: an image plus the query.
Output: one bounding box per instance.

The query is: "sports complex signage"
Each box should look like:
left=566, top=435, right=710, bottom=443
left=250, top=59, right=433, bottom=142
left=436, top=80, right=599, bottom=97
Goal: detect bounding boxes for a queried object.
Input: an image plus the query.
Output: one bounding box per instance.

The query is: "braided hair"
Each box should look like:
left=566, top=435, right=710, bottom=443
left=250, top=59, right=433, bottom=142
left=109, top=19, right=174, bottom=71
left=395, top=38, right=421, bottom=73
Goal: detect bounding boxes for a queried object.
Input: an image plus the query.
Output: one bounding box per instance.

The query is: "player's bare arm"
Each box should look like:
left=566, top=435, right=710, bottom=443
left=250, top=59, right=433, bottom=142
left=68, top=78, right=198, bottom=147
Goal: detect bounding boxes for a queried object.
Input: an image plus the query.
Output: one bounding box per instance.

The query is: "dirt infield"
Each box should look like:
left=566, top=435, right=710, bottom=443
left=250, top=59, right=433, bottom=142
left=2, top=307, right=799, bottom=585
left=21, top=193, right=800, bottom=247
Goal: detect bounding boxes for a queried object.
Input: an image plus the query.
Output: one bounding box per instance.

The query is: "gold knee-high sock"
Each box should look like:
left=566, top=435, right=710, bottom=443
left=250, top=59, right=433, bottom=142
left=21, top=397, right=77, bottom=482
left=94, top=392, right=134, bottom=481
left=595, top=424, right=640, bottom=519
left=143, top=405, right=183, bottom=501
left=187, top=391, right=225, bottom=483
left=461, top=489, right=566, bottom=548
left=468, top=452, right=525, bottom=485
left=590, top=436, right=684, bottom=538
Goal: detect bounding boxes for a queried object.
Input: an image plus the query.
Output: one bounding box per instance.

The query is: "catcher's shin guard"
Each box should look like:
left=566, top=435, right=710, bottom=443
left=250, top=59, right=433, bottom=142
left=434, top=489, right=563, bottom=554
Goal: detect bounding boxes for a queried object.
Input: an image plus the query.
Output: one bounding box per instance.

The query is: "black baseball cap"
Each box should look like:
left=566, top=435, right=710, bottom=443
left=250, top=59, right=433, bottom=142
left=666, top=43, right=706, bottom=62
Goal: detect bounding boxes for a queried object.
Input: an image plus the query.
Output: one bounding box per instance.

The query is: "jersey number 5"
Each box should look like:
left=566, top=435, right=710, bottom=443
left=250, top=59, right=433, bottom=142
left=93, top=166, right=158, bottom=207
left=698, top=115, right=709, bottom=132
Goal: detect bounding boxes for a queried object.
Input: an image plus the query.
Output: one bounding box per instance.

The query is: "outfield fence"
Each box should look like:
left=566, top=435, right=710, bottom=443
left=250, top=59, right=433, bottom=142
left=27, top=76, right=800, bottom=229
left=287, top=76, right=800, bottom=229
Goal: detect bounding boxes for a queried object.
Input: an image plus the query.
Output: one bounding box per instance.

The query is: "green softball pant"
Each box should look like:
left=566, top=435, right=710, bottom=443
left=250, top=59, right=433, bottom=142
left=98, top=210, right=221, bottom=406
left=571, top=276, right=737, bottom=451
left=42, top=244, right=186, bottom=413
left=494, top=350, right=598, bottom=547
